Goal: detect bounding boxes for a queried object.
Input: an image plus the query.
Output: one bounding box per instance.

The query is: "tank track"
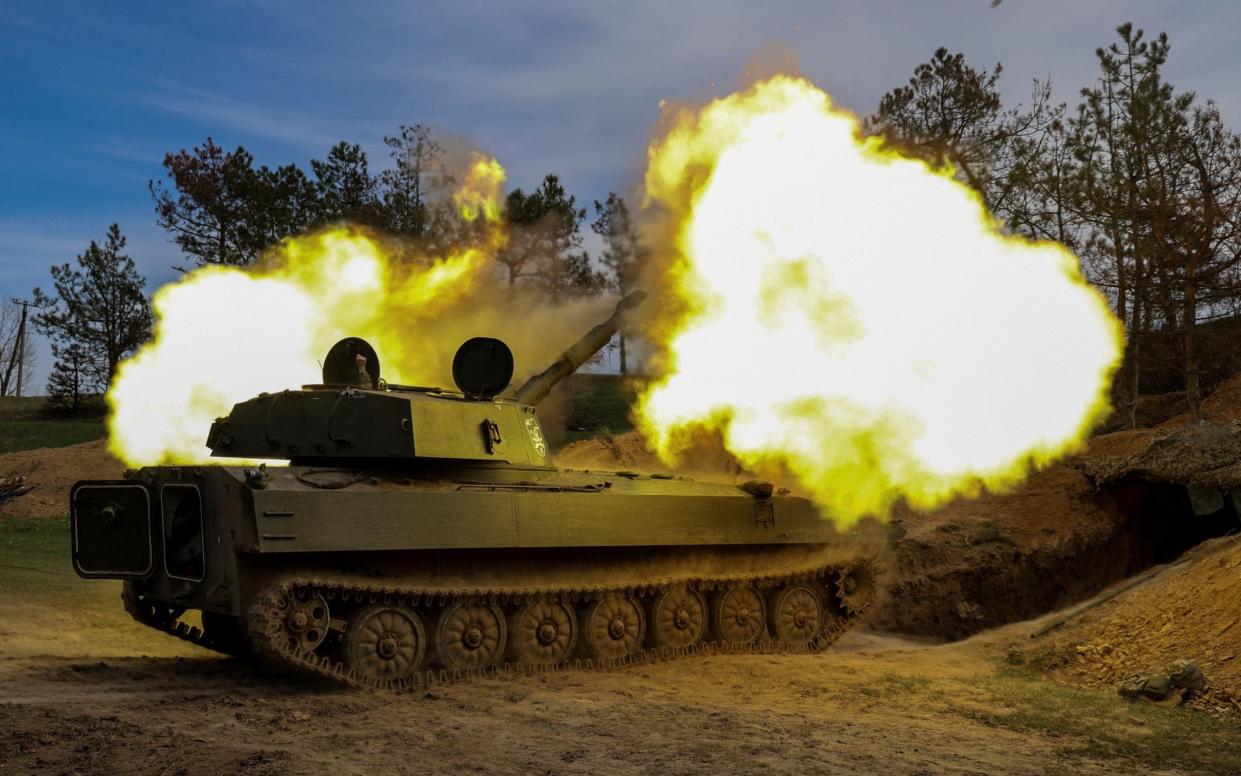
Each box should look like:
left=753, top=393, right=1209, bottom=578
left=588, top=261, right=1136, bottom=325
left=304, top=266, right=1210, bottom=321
left=240, top=557, right=879, bottom=692
left=121, top=581, right=248, bottom=657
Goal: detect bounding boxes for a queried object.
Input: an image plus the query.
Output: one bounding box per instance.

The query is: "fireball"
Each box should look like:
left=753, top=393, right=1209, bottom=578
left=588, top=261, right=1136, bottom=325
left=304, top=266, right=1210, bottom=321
left=636, top=75, right=1122, bottom=523
left=107, top=155, right=507, bottom=465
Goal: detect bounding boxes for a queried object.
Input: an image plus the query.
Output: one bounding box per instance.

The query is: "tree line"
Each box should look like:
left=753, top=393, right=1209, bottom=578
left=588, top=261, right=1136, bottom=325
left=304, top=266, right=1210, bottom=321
left=865, top=24, right=1241, bottom=422
left=31, top=22, right=1237, bottom=425
left=148, top=124, right=644, bottom=298
left=30, top=125, right=646, bottom=410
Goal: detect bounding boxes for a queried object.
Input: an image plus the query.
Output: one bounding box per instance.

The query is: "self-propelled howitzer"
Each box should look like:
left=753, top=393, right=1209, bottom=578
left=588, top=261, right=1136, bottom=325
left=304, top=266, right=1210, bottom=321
left=70, top=292, right=881, bottom=690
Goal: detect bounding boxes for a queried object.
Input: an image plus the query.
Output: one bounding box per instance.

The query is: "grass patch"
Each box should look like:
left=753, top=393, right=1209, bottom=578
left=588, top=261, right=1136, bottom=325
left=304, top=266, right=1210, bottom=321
left=854, top=672, right=934, bottom=699
left=0, top=396, right=52, bottom=421
left=0, top=395, right=107, bottom=454
left=565, top=374, right=634, bottom=433
left=0, top=395, right=105, bottom=421
left=881, top=672, right=933, bottom=693
left=0, top=419, right=106, bottom=454
left=954, top=665, right=1241, bottom=775
left=550, top=373, right=637, bottom=450
left=0, top=516, right=78, bottom=597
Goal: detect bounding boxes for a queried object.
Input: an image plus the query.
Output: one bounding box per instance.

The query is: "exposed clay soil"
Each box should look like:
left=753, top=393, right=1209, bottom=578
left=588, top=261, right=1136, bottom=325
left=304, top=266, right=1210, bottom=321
left=873, top=465, right=1142, bottom=638
left=556, top=428, right=744, bottom=479
left=1037, top=534, right=1241, bottom=713
left=0, top=439, right=123, bottom=518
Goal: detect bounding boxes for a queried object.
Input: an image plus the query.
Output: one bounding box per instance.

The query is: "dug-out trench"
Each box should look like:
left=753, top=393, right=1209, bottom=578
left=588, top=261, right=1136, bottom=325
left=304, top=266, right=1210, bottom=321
left=870, top=478, right=1240, bottom=642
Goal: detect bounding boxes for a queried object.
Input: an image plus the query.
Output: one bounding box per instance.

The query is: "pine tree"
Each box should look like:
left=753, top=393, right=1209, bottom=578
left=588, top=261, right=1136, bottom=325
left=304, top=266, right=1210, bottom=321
left=311, top=142, right=382, bottom=227
left=592, top=193, right=647, bottom=373
left=33, top=224, right=153, bottom=389
left=45, top=343, right=93, bottom=414
left=865, top=48, right=1060, bottom=226
left=151, top=138, right=263, bottom=266
left=497, top=174, right=604, bottom=300
left=1064, top=24, right=1241, bottom=420
left=381, top=124, right=447, bottom=239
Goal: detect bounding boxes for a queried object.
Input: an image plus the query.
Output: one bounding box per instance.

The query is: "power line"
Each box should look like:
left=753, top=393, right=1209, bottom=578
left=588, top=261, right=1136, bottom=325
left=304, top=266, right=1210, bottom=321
left=6, top=298, right=47, bottom=398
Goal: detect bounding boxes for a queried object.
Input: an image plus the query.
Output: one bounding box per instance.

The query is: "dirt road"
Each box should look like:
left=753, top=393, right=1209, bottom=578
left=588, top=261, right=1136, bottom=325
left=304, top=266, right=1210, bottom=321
left=2, top=521, right=1238, bottom=776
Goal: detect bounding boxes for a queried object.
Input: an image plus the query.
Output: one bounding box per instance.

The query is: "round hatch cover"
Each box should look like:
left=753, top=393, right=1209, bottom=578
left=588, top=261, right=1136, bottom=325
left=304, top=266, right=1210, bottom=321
left=452, top=337, right=513, bottom=400
left=322, top=337, right=381, bottom=389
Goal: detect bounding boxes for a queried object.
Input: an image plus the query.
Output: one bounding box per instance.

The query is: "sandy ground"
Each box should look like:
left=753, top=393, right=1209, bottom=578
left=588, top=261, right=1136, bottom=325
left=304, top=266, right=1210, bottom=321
left=1, top=530, right=1239, bottom=776
left=1037, top=534, right=1241, bottom=711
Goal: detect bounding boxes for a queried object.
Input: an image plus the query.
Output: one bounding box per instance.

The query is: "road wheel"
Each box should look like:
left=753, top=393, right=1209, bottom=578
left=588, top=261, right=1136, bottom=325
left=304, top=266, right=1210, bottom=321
left=768, top=583, right=823, bottom=645
left=648, top=586, right=707, bottom=649
left=435, top=601, right=507, bottom=671
left=344, top=604, right=427, bottom=683
left=508, top=598, right=577, bottom=666
left=711, top=584, right=766, bottom=645
left=582, top=593, right=646, bottom=661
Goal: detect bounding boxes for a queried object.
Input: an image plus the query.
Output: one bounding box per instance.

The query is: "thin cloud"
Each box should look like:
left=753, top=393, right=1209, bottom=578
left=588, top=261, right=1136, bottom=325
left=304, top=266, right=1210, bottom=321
left=0, top=217, right=174, bottom=287
left=137, top=87, right=341, bottom=150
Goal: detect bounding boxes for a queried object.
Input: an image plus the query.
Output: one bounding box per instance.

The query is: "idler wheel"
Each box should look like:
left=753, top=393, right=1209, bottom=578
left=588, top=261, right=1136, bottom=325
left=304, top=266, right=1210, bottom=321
left=435, top=601, right=507, bottom=671
left=836, top=565, right=876, bottom=615
left=648, top=586, right=707, bottom=649
left=508, top=598, right=577, bottom=666
left=710, top=584, right=766, bottom=645
left=344, top=604, right=427, bottom=682
left=583, top=593, right=646, bottom=661
left=768, top=583, right=823, bottom=645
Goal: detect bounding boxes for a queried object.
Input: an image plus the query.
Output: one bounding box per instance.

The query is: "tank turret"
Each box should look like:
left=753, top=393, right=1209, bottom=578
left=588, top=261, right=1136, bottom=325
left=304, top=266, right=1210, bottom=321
left=204, top=291, right=646, bottom=465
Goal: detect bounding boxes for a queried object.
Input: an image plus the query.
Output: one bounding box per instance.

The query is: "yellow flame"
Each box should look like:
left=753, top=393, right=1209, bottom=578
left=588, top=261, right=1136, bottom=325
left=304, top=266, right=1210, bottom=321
left=637, top=76, right=1122, bottom=524
left=454, top=153, right=508, bottom=224
left=108, top=159, right=509, bottom=466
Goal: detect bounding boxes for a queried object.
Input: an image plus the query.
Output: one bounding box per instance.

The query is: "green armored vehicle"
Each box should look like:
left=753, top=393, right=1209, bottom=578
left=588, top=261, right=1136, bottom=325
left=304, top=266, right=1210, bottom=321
left=70, top=292, right=880, bottom=689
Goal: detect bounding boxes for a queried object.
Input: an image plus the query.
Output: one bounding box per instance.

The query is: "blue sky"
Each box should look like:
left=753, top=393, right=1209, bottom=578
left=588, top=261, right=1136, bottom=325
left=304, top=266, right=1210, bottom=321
left=1, top=1, right=1236, bottom=389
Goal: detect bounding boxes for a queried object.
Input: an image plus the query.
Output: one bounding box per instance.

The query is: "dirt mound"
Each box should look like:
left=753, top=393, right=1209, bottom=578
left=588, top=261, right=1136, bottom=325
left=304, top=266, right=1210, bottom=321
left=0, top=440, right=124, bottom=518
left=1071, top=375, right=1241, bottom=491
left=1097, top=374, right=1241, bottom=435
left=870, top=463, right=1149, bottom=639
left=1202, top=373, right=1241, bottom=421
left=1073, top=374, right=1241, bottom=461
left=1037, top=535, right=1241, bottom=712
left=556, top=429, right=748, bottom=480
left=881, top=375, right=1241, bottom=638
left=556, top=431, right=666, bottom=471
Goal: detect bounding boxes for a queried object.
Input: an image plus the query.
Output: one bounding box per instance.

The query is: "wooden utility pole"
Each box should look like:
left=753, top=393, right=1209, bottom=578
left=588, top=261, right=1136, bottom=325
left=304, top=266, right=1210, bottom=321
left=7, top=298, right=40, bottom=398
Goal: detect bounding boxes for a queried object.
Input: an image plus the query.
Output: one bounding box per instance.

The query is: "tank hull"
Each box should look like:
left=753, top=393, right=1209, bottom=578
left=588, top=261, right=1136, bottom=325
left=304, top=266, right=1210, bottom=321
left=72, top=463, right=882, bottom=689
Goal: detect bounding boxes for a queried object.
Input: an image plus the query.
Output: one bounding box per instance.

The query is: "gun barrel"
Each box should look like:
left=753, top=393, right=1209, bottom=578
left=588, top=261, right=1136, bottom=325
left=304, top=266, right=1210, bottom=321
left=514, top=291, right=646, bottom=405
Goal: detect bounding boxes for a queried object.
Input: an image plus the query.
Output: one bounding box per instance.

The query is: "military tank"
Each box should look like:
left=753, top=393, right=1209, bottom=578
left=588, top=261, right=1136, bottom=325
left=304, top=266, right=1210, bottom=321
left=70, top=292, right=882, bottom=690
